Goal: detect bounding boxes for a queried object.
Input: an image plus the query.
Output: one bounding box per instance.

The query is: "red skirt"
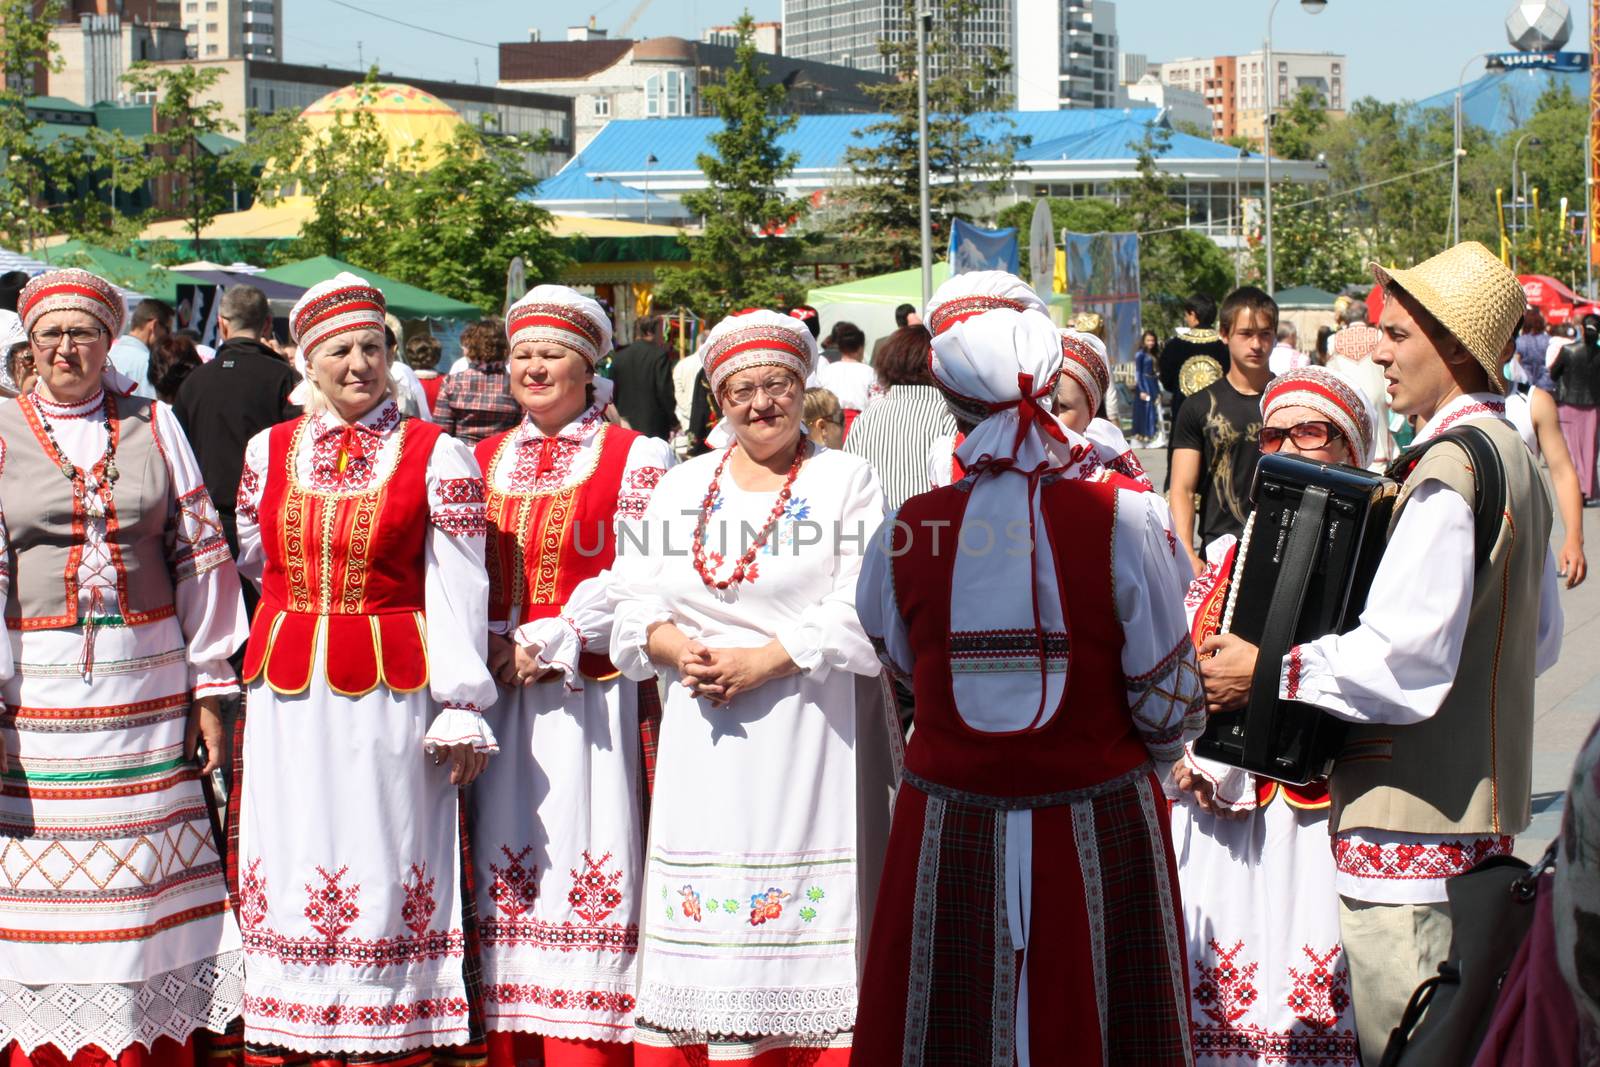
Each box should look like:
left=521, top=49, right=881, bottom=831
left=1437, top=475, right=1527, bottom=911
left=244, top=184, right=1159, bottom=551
left=5, top=1035, right=235, bottom=1067
left=851, top=768, right=1192, bottom=1065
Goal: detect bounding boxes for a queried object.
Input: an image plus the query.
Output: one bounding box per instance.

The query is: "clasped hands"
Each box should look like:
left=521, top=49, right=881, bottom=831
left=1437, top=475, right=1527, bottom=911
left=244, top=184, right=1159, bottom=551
left=488, top=632, right=561, bottom=688
left=647, top=621, right=796, bottom=707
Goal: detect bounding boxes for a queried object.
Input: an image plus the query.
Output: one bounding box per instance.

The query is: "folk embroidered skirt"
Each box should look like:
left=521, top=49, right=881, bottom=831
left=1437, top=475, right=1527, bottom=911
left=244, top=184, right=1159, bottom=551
left=234, top=680, right=476, bottom=1055
left=0, top=621, right=245, bottom=1060
left=469, top=675, right=650, bottom=1046
left=851, top=767, right=1192, bottom=1066
left=1171, top=796, right=1359, bottom=1066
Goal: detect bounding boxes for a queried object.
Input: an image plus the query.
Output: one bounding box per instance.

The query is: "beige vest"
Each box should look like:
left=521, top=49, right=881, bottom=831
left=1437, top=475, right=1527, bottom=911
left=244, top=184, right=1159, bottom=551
left=0, top=394, right=177, bottom=630
left=1330, top=417, right=1550, bottom=837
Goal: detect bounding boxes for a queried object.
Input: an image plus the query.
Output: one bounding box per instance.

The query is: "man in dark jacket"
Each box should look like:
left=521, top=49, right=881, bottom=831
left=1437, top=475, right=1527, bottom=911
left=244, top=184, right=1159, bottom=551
left=608, top=315, right=678, bottom=439
left=1159, top=293, right=1230, bottom=486
left=173, top=284, right=300, bottom=555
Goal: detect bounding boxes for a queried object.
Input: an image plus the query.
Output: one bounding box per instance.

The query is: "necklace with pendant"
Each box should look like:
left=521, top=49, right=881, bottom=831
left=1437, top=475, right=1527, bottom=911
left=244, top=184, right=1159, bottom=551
left=30, top=392, right=120, bottom=504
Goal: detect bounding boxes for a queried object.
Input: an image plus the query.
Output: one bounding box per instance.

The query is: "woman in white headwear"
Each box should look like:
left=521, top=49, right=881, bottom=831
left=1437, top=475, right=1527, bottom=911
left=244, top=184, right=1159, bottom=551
left=608, top=309, right=895, bottom=1067
left=232, top=273, right=499, bottom=1059
left=853, top=271, right=1204, bottom=1065
left=1171, top=366, right=1374, bottom=1066
left=467, top=286, right=675, bottom=1067
left=0, top=270, right=248, bottom=1067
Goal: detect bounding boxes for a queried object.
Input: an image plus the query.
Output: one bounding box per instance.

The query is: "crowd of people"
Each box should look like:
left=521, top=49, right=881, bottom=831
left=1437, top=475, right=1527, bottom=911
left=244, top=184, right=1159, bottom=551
left=0, top=243, right=1593, bottom=1067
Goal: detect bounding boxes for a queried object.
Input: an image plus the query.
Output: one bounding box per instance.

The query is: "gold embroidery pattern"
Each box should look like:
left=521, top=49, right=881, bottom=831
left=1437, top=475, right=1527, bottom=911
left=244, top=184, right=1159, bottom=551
left=0, top=822, right=216, bottom=891
left=340, top=490, right=382, bottom=614
left=529, top=487, right=577, bottom=608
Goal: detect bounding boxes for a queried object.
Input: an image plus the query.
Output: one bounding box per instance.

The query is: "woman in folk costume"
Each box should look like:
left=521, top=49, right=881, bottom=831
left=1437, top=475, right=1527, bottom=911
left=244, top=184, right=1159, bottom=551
left=467, top=286, right=674, bottom=1066
left=0, top=270, right=249, bottom=1066
left=1172, top=367, right=1375, bottom=1066
left=232, top=273, right=499, bottom=1063
left=607, top=309, right=896, bottom=1067
left=852, top=271, right=1206, bottom=1066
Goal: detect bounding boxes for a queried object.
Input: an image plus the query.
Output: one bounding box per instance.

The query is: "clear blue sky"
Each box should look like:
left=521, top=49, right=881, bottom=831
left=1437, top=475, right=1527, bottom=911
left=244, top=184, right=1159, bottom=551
left=290, top=0, right=1591, bottom=105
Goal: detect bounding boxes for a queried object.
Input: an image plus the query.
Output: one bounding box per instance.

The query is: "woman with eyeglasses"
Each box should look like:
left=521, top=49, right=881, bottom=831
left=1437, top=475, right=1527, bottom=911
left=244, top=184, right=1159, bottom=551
left=0, top=269, right=250, bottom=1067
left=1169, top=366, right=1376, bottom=1065
left=608, top=309, right=895, bottom=1066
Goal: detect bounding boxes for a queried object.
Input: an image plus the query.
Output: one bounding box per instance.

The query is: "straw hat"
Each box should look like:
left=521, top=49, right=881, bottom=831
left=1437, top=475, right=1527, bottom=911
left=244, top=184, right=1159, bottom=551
left=1369, top=241, right=1526, bottom=395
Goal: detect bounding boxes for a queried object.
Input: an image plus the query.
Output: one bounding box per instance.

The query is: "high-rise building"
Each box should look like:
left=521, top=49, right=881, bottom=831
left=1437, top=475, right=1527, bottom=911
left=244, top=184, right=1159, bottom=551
left=1157, top=49, right=1344, bottom=143
left=782, top=0, right=1118, bottom=109
left=701, top=21, right=782, bottom=54
left=178, top=0, right=281, bottom=60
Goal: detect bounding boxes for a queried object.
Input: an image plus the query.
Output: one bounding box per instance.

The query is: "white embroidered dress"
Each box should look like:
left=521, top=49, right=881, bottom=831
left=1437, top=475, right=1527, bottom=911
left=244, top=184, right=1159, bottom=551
left=0, top=390, right=249, bottom=1058
left=233, top=400, right=499, bottom=1054
left=470, top=406, right=674, bottom=1044
left=608, top=443, right=892, bottom=1049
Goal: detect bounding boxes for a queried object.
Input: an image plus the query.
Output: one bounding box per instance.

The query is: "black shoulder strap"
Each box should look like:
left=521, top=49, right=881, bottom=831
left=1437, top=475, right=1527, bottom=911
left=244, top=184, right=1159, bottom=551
left=1386, top=425, right=1505, bottom=570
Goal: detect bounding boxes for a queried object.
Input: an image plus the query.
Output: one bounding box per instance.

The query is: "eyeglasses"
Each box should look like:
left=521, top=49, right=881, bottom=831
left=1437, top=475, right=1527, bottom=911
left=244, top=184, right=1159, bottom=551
left=30, top=327, right=106, bottom=350
left=1259, top=420, right=1340, bottom=453
left=724, top=374, right=797, bottom=406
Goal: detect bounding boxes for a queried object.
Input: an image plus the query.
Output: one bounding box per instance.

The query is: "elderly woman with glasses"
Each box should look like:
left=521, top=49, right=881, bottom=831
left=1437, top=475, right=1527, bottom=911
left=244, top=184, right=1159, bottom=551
left=232, top=273, right=498, bottom=1061
left=0, top=270, right=249, bottom=1067
left=608, top=309, right=895, bottom=1067
left=1170, top=365, right=1378, bottom=1065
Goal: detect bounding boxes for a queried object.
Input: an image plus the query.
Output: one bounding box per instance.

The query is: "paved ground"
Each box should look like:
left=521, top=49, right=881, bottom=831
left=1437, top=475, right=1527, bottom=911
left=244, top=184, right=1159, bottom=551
left=1130, top=445, right=1597, bottom=859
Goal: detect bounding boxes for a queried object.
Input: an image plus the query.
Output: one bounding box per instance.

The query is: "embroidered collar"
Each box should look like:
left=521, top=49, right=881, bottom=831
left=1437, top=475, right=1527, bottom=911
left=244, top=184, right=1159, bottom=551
left=32, top=387, right=106, bottom=419
left=513, top=405, right=605, bottom=448
left=1415, top=392, right=1507, bottom=444
left=310, top=398, right=400, bottom=442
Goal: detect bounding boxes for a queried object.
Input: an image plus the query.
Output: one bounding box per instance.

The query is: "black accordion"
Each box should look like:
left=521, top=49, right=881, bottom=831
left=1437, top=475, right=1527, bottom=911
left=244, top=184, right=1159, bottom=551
left=1193, top=453, right=1397, bottom=785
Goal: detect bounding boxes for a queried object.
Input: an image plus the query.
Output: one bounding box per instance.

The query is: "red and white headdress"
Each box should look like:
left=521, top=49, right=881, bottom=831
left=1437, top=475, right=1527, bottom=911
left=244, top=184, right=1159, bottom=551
left=701, top=308, right=818, bottom=396
left=1261, top=366, right=1378, bottom=468
left=922, top=270, right=1047, bottom=338
left=19, top=268, right=125, bottom=338
left=290, top=272, right=387, bottom=356
left=1058, top=328, right=1111, bottom=413
left=506, top=285, right=612, bottom=367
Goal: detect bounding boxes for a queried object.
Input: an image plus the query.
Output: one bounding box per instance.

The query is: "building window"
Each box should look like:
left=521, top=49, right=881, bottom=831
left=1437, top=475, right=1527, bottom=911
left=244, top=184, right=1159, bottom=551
left=205, top=43, right=218, bottom=54
left=206, top=1, right=217, bottom=9
left=205, top=22, right=218, bottom=32
left=593, top=96, right=610, bottom=117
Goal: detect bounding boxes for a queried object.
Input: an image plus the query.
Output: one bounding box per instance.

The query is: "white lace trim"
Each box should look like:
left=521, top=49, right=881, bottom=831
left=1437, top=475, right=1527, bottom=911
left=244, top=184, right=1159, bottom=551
left=635, top=981, right=856, bottom=1038
left=0, top=950, right=245, bottom=1057
left=422, top=707, right=500, bottom=754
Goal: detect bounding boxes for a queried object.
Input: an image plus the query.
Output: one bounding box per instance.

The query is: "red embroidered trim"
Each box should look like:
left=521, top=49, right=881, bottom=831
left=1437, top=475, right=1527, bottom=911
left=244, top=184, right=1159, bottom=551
left=432, top=509, right=488, bottom=537
left=435, top=478, right=486, bottom=505
left=1429, top=400, right=1506, bottom=439
left=483, top=984, right=636, bottom=1016
left=1285, top=646, right=1304, bottom=700
left=244, top=994, right=470, bottom=1028
left=1333, top=835, right=1515, bottom=881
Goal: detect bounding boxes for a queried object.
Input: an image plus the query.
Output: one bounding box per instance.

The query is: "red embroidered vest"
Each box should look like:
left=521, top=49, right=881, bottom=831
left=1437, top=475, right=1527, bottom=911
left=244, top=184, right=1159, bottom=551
left=475, top=423, right=639, bottom=680
left=242, top=415, right=440, bottom=697
left=891, top=478, right=1150, bottom=797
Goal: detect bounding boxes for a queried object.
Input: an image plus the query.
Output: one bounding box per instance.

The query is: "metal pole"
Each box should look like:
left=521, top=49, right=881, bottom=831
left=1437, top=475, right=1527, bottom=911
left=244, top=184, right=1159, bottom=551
left=916, top=7, right=933, bottom=309
left=1453, top=54, right=1484, bottom=246
left=1234, top=149, right=1244, bottom=289
left=1263, top=0, right=1279, bottom=293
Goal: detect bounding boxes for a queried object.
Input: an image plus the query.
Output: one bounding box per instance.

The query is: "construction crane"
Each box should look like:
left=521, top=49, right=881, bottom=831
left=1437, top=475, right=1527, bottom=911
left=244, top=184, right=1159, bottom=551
left=616, top=0, right=657, bottom=37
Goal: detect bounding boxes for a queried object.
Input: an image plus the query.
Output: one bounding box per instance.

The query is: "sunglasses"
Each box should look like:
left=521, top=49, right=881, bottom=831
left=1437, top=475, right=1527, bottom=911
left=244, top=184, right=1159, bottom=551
left=1258, top=420, right=1341, bottom=453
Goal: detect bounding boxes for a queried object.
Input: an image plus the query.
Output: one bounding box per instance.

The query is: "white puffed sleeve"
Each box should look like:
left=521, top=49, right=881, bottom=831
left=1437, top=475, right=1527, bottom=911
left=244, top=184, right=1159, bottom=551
left=774, top=456, right=885, bottom=681
left=0, top=440, right=12, bottom=688
left=420, top=432, right=499, bottom=753
left=607, top=464, right=683, bottom=683
left=155, top=403, right=249, bottom=698
left=855, top=508, right=913, bottom=682
left=234, top=429, right=271, bottom=587
left=514, top=434, right=676, bottom=690
left=1115, top=488, right=1206, bottom=763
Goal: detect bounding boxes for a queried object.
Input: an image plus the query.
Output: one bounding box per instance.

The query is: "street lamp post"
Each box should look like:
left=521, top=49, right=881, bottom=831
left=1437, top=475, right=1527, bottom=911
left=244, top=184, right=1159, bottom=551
left=1452, top=53, right=1497, bottom=245
left=1262, top=0, right=1327, bottom=295
left=1234, top=146, right=1249, bottom=288
left=644, top=153, right=658, bottom=224
left=1510, top=133, right=1542, bottom=271
left=915, top=7, right=934, bottom=309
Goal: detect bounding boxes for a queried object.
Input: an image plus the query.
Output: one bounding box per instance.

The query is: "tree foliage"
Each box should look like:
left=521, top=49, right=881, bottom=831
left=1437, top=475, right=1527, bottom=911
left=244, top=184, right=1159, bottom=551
left=0, top=0, right=64, bottom=250
left=1247, top=182, right=1366, bottom=291
left=653, top=14, right=810, bottom=319
left=834, top=0, right=1028, bottom=275
left=1271, top=85, right=1330, bottom=161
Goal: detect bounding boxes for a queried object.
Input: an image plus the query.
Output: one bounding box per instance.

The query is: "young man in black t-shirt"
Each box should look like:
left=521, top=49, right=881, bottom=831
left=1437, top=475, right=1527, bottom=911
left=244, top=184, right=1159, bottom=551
left=1170, top=286, right=1276, bottom=575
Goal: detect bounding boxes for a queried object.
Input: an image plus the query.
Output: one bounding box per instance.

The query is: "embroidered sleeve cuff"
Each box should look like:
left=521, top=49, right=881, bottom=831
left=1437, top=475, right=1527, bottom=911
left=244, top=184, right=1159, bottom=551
left=423, top=705, right=500, bottom=754
left=612, top=608, right=674, bottom=682
left=1277, top=642, right=1358, bottom=720
left=1184, top=745, right=1258, bottom=812
left=513, top=616, right=584, bottom=692
left=189, top=661, right=240, bottom=699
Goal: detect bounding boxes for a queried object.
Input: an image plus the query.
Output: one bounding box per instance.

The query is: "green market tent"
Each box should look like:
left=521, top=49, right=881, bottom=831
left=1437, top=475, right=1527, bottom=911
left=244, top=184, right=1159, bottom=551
left=38, top=241, right=206, bottom=305
left=1272, top=285, right=1339, bottom=309
left=808, top=262, right=1070, bottom=351
left=260, top=255, right=482, bottom=321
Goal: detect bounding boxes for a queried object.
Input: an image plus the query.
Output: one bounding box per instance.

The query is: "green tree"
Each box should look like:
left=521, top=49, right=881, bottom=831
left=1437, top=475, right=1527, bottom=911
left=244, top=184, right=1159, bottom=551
left=1271, top=85, right=1329, bottom=161
left=994, top=196, right=1133, bottom=237
left=653, top=14, right=810, bottom=318
left=121, top=62, right=253, bottom=254
left=0, top=0, right=62, bottom=250
left=38, top=125, right=150, bottom=249
left=1248, top=181, right=1365, bottom=291
left=834, top=0, right=1028, bottom=275
left=380, top=125, right=569, bottom=313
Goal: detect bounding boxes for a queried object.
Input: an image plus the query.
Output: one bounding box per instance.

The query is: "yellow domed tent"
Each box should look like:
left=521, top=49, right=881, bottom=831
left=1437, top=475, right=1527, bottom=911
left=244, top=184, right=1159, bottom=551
left=296, top=82, right=470, bottom=171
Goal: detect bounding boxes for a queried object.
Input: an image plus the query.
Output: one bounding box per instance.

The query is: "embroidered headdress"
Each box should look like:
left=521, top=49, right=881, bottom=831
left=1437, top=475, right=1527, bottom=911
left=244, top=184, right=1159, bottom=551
left=506, top=285, right=612, bottom=368
left=1058, top=328, right=1111, bottom=414
left=922, top=270, right=1047, bottom=338
left=19, top=269, right=125, bottom=337
left=1261, top=366, right=1378, bottom=468
left=290, top=272, right=387, bottom=357
left=701, top=308, right=819, bottom=396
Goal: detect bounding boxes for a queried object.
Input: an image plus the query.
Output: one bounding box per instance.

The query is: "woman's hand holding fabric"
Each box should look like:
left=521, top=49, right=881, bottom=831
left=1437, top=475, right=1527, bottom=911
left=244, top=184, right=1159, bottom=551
left=683, top=641, right=797, bottom=707
left=186, top=694, right=225, bottom=775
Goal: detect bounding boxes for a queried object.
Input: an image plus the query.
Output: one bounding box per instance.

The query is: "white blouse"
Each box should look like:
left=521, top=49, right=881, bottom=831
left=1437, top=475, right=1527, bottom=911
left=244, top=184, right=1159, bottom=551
left=0, top=389, right=247, bottom=692
left=235, top=399, right=499, bottom=740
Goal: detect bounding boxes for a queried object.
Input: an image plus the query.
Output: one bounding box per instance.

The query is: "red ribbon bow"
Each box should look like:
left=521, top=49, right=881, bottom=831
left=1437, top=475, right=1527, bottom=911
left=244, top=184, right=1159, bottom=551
left=996, top=372, right=1068, bottom=455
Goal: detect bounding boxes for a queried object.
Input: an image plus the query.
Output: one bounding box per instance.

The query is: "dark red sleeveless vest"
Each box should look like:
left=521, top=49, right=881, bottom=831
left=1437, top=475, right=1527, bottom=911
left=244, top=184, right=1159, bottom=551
left=475, top=423, right=640, bottom=680
left=891, top=478, right=1151, bottom=797
left=242, top=416, right=439, bottom=697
